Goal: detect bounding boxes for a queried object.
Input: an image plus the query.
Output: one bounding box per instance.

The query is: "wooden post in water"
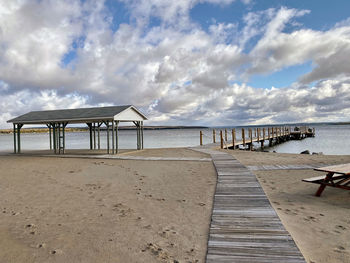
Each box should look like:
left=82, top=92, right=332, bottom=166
left=213, top=130, right=216, bottom=143
left=200, top=131, right=203, bottom=146
left=269, top=127, right=273, bottom=146
left=263, top=128, right=266, bottom=140
left=261, top=128, right=265, bottom=149
left=257, top=128, right=260, bottom=142
left=249, top=129, right=253, bottom=150
left=254, top=128, right=257, bottom=138
left=220, top=130, right=223, bottom=149
left=242, top=128, right=246, bottom=148
left=232, top=129, right=236, bottom=149
left=225, top=129, right=227, bottom=142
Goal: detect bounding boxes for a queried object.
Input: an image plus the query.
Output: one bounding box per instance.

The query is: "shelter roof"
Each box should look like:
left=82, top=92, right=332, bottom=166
left=7, top=105, right=147, bottom=124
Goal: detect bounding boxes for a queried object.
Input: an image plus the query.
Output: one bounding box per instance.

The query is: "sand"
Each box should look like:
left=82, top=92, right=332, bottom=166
left=223, top=149, right=350, bottom=263
left=2, top=146, right=350, bottom=263
left=0, top=148, right=216, bottom=263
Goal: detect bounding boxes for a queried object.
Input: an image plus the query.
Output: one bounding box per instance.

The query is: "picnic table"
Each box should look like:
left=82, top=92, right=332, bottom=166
left=302, top=163, right=350, bottom=196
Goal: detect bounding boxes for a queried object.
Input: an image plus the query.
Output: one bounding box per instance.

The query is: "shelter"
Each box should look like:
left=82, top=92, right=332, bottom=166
left=7, top=105, right=147, bottom=154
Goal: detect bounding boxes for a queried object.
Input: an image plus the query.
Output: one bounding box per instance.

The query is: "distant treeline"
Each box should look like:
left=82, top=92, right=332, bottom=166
left=0, top=126, right=208, bottom=134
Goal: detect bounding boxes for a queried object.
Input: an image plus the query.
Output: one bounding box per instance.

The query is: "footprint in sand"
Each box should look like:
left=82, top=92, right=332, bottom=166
left=336, top=225, right=346, bottom=231
left=304, top=216, right=317, bottom=222
left=145, top=243, right=170, bottom=261
left=50, top=249, right=62, bottom=255
left=112, top=203, right=133, bottom=217
left=37, top=243, right=46, bottom=248
left=334, top=246, right=346, bottom=253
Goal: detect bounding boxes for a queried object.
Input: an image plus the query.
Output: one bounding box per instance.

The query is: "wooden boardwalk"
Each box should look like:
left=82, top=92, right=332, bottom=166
left=247, top=164, right=323, bottom=171
left=192, top=147, right=305, bottom=262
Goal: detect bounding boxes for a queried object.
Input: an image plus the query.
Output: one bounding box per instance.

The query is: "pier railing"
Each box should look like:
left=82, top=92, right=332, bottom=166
left=199, top=126, right=315, bottom=150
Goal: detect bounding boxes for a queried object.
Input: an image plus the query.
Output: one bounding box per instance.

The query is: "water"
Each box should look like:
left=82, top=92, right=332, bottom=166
left=268, top=124, right=350, bottom=155
left=0, top=124, right=349, bottom=155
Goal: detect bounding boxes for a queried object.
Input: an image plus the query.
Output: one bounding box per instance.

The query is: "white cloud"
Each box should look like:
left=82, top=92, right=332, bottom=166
left=0, top=1, right=350, bottom=128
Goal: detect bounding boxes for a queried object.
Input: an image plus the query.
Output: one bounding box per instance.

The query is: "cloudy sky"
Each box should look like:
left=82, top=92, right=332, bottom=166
left=1, top=0, right=350, bottom=127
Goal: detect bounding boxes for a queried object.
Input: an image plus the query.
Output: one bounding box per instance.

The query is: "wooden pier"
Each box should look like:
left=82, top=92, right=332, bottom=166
left=200, top=126, right=315, bottom=150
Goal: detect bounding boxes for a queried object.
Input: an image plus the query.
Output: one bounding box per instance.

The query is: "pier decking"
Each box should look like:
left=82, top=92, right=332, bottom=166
left=192, top=146, right=305, bottom=262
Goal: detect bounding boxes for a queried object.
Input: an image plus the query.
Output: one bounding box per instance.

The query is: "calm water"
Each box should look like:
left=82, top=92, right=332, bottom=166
left=0, top=124, right=349, bottom=155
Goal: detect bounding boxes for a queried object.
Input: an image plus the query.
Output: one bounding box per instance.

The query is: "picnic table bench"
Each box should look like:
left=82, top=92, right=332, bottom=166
left=302, top=163, right=350, bottom=196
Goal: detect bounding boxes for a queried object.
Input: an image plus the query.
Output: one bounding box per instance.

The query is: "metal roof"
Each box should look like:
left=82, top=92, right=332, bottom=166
left=7, top=105, right=147, bottom=124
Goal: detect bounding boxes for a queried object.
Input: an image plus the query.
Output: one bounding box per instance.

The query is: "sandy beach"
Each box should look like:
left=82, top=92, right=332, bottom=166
left=1, top=147, right=350, bottom=263
left=0, top=148, right=216, bottom=263
left=223, top=150, right=350, bottom=263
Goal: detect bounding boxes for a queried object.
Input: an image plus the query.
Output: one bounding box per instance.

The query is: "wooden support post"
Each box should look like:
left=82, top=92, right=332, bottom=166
left=257, top=128, right=260, bottom=142
left=17, top=124, right=23, bottom=153
left=112, top=120, right=115, bottom=154
left=88, top=123, right=93, bottom=150
left=213, top=130, right=216, bottom=143
left=254, top=128, right=256, bottom=138
left=115, top=121, right=119, bottom=153
left=93, top=123, right=96, bottom=150
left=106, top=121, right=110, bottom=154
left=52, top=124, right=56, bottom=154
left=98, top=123, right=101, bottom=150
left=242, top=128, right=246, bottom=147
left=200, top=131, right=203, bottom=146
left=49, top=125, right=52, bottom=150
left=136, top=121, right=141, bottom=150
left=13, top=124, right=17, bottom=154
left=232, top=129, right=236, bottom=149
left=141, top=121, right=144, bottom=149
left=220, top=130, right=223, bottom=149
left=56, top=124, right=59, bottom=151
left=46, top=124, right=52, bottom=150
left=268, top=127, right=270, bottom=140
left=138, top=121, right=141, bottom=150
left=225, top=129, right=227, bottom=142
left=58, top=123, right=61, bottom=154
left=62, top=122, right=67, bottom=154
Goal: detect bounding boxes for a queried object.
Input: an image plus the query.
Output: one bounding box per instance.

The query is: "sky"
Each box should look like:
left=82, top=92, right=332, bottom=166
left=1, top=0, right=350, bottom=128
